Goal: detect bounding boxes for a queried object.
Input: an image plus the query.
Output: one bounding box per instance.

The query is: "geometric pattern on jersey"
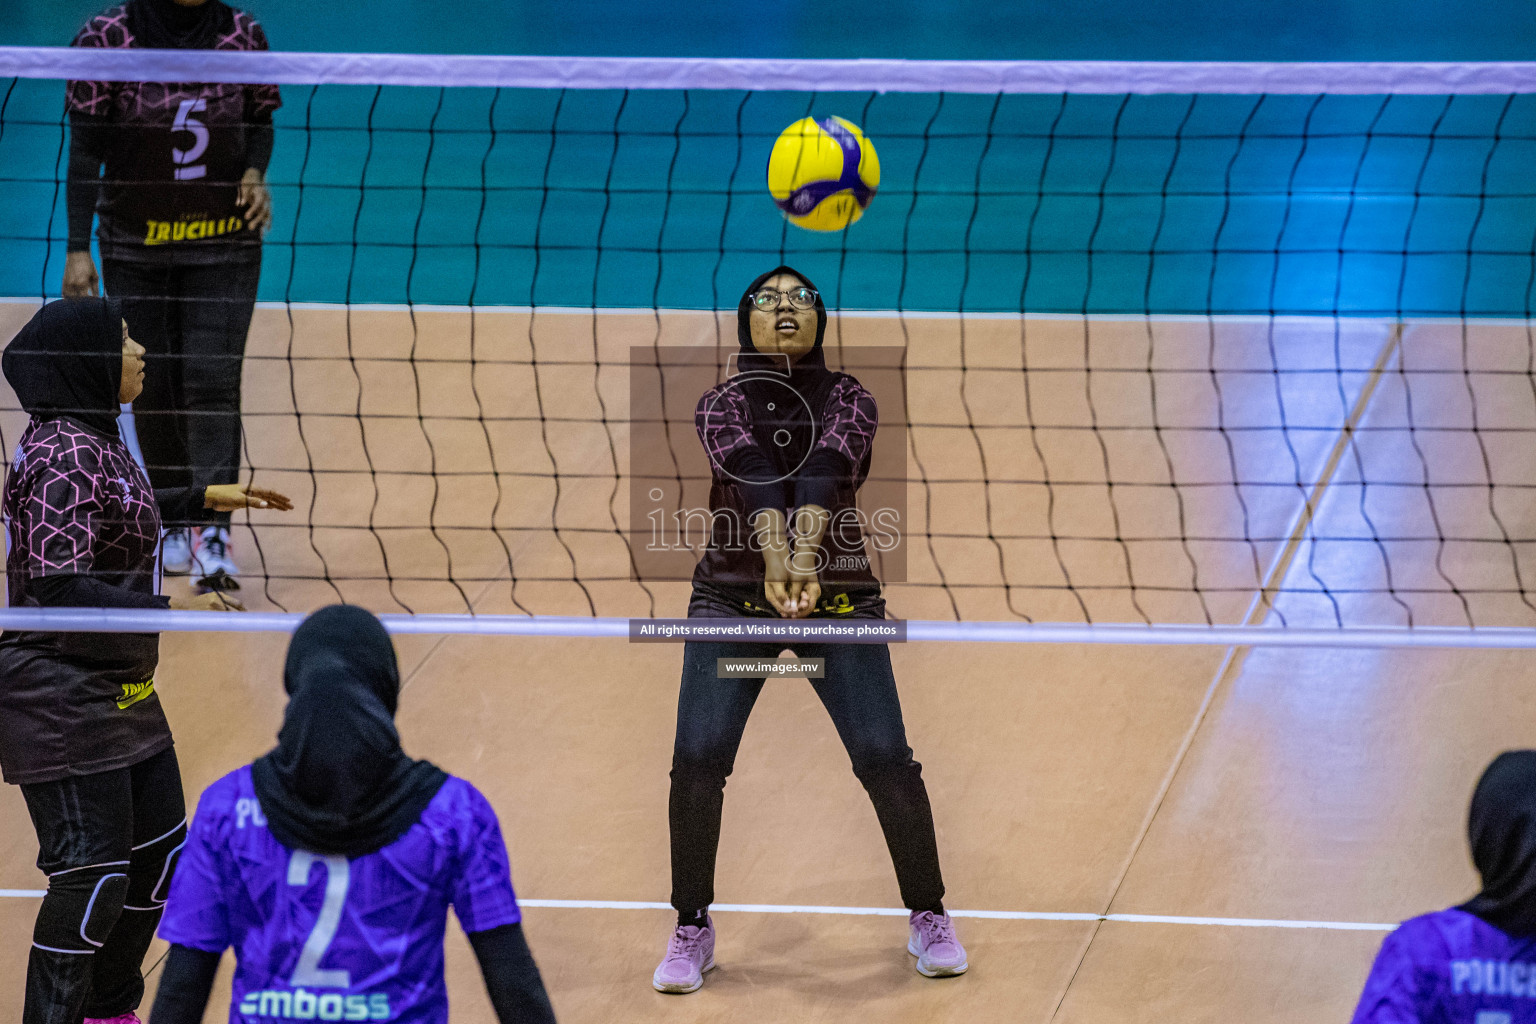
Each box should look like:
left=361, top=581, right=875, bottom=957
left=3, top=418, right=161, bottom=606
left=66, top=5, right=280, bottom=122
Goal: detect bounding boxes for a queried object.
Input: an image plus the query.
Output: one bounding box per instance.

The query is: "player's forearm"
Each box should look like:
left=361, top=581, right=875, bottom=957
left=66, top=113, right=107, bottom=252
left=469, top=923, right=558, bottom=1024
left=723, top=446, right=787, bottom=518
left=792, top=447, right=851, bottom=515
left=154, top=485, right=205, bottom=524
left=790, top=503, right=830, bottom=561
left=31, top=572, right=170, bottom=611
left=751, top=507, right=788, bottom=560
left=246, top=112, right=275, bottom=175
left=148, top=944, right=221, bottom=1024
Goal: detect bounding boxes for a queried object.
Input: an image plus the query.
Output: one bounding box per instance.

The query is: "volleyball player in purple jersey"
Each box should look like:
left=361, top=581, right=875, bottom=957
left=0, top=298, right=289, bottom=1024
left=64, top=0, right=282, bottom=590
left=1353, top=752, right=1536, bottom=1023
left=651, top=267, right=967, bottom=993
left=150, top=605, right=556, bottom=1023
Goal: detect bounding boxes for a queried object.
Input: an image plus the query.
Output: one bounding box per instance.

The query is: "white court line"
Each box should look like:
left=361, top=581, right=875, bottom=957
left=520, top=899, right=1394, bottom=930
left=0, top=888, right=1396, bottom=930
left=441, top=899, right=1403, bottom=931
left=1102, top=912, right=1392, bottom=931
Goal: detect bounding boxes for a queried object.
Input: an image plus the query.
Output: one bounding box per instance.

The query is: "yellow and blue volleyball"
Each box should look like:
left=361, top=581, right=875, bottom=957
left=767, top=116, right=881, bottom=232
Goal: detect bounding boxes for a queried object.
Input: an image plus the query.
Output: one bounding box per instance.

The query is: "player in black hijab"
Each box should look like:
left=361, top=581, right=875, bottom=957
left=1461, top=751, right=1536, bottom=935
left=689, top=265, right=883, bottom=617
left=652, top=267, right=968, bottom=995
left=151, top=606, right=556, bottom=1024
left=0, top=298, right=288, bottom=1024
left=3, top=296, right=126, bottom=436
left=251, top=604, right=450, bottom=857
left=124, top=0, right=233, bottom=49
left=1353, top=751, right=1536, bottom=1022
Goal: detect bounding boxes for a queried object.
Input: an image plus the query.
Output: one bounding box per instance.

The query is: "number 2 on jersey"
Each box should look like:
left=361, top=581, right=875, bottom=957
left=172, top=98, right=208, bottom=181
left=287, top=850, right=351, bottom=988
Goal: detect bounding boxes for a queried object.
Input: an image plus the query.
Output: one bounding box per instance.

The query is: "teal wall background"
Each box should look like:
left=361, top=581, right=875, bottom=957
left=3, top=2, right=1535, bottom=314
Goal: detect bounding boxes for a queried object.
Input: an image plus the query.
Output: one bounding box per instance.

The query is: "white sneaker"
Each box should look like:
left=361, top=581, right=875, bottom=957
left=161, top=529, right=193, bottom=576
left=193, top=527, right=240, bottom=592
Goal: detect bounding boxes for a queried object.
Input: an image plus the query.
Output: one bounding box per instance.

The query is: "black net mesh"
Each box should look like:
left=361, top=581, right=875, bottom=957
left=2, top=64, right=1536, bottom=629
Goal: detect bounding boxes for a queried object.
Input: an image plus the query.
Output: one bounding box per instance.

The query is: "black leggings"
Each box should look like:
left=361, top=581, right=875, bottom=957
left=669, top=641, right=945, bottom=914
left=19, top=745, right=187, bottom=1023
left=104, top=254, right=262, bottom=529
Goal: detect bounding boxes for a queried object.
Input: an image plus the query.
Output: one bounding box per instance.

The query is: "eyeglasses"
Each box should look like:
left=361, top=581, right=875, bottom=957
left=750, top=286, right=818, bottom=311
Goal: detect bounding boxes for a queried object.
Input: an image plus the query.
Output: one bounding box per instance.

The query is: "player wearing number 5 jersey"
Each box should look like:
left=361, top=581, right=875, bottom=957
left=65, top=0, right=282, bottom=591
left=149, top=606, right=557, bottom=1023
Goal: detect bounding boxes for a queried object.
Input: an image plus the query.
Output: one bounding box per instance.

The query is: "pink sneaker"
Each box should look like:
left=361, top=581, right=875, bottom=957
left=652, top=916, right=715, bottom=993
left=84, top=1015, right=142, bottom=1024
left=908, top=910, right=968, bottom=977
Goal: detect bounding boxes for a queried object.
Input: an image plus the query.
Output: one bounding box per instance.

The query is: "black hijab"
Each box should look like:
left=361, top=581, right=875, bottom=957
left=125, top=0, right=234, bottom=50
left=3, top=298, right=125, bottom=437
left=734, top=265, right=846, bottom=476
left=1460, top=751, right=1536, bottom=935
left=251, top=605, right=448, bottom=858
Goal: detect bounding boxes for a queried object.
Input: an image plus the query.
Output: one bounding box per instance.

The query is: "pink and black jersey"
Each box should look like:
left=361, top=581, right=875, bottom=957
left=690, top=373, right=886, bottom=618
left=160, top=767, right=523, bottom=1024
left=0, top=417, right=173, bottom=783
left=66, top=4, right=281, bottom=260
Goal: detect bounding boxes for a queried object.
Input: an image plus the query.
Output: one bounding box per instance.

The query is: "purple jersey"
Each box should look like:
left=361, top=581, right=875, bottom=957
left=160, top=767, right=522, bottom=1023
left=1353, top=908, right=1536, bottom=1024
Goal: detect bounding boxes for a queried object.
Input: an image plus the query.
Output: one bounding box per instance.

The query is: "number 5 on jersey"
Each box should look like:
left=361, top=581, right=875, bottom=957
left=172, top=98, right=208, bottom=181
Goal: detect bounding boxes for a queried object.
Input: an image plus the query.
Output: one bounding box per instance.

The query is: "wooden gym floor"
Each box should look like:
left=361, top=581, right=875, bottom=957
left=0, top=301, right=1531, bottom=1021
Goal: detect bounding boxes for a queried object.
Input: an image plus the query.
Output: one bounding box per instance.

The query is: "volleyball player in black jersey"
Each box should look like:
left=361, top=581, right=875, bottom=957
left=63, top=0, right=281, bottom=591
left=0, top=299, right=290, bottom=1024
left=651, top=267, right=968, bottom=994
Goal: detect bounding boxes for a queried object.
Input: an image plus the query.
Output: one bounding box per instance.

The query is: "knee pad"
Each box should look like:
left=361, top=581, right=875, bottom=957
left=34, top=863, right=129, bottom=954
left=125, top=818, right=187, bottom=912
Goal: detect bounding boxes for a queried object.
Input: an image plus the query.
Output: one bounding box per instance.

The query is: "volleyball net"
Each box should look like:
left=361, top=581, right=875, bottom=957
left=2, top=48, right=1536, bottom=643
